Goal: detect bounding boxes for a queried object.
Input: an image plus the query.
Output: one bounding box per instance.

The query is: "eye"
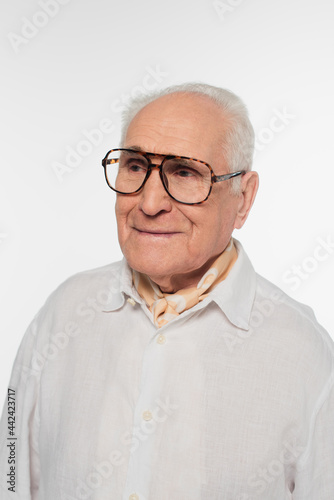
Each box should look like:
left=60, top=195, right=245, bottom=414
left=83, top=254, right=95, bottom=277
left=119, top=154, right=148, bottom=174
left=165, top=159, right=203, bottom=179
left=173, top=163, right=204, bottom=180
left=127, top=162, right=146, bottom=173
left=175, top=167, right=196, bottom=178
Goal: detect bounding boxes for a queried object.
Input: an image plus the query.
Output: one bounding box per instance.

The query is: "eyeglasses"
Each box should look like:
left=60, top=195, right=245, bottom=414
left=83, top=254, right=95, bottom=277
left=102, top=148, right=245, bottom=205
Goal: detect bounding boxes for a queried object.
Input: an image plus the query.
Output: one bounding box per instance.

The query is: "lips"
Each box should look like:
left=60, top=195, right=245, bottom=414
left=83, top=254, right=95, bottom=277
left=133, top=227, right=180, bottom=235
left=135, top=229, right=177, bottom=234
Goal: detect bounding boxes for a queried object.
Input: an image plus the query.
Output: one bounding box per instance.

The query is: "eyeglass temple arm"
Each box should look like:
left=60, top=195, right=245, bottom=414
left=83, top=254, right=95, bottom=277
left=214, top=170, right=246, bottom=183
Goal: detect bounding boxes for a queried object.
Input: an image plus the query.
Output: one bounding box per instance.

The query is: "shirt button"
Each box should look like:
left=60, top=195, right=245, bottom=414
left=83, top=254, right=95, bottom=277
left=157, top=334, right=166, bottom=344
left=129, top=494, right=139, bottom=500
left=127, top=297, right=136, bottom=306
left=142, top=410, right=153, bottom=421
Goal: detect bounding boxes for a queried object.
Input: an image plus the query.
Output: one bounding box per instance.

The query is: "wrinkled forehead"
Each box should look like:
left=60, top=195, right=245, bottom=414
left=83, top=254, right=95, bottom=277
left=124, top=92, right=230, bottom=167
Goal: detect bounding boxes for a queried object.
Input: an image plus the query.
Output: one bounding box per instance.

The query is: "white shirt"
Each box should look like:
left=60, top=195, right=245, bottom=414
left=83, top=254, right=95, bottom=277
left=1, top=240, right=334, bottom=500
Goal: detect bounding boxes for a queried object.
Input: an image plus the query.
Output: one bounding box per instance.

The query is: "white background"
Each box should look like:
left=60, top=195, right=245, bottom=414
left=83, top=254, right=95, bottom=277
left=1, top=0, right=333, bottom=404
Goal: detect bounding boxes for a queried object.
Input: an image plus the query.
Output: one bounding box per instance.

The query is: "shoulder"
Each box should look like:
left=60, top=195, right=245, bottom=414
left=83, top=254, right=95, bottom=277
left=15, top=260, right=127, bottom=367
left=255, top=272, right=327, bottom=332
left=50, top=260, right=124, bottom=302
left=32, top=259, right=126, bottom=328
left=254, top=272, right=334, bottom=373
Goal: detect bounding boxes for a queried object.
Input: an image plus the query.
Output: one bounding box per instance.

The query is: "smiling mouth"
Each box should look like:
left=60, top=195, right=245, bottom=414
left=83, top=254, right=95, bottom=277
left=134, top=228, right=180, bottom=236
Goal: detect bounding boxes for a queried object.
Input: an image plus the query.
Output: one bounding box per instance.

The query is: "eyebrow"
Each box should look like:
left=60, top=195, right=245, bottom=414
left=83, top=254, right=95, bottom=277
left=126, top=145, right=177, bottom=157
left=126, top=145, right=145, bottom=152
left=168, top=157, right=194, bottom=167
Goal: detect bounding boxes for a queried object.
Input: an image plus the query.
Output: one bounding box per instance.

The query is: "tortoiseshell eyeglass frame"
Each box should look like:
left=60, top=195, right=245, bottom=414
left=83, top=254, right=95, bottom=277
left=102, top=148, right=246, bottom=206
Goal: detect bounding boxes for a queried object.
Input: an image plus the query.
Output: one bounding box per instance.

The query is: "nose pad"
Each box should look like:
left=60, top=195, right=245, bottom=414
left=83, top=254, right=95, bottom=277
left=160, top=168, right=169, bottom=190
left=144, top=164, right=161, bottom=186
left=144, top=164, right=167, bottom=191
left=139, top=164, right=173, bottom=215
left=141, top=165, right=167, bottom=195
left=141, top=163, right=171, bottom=203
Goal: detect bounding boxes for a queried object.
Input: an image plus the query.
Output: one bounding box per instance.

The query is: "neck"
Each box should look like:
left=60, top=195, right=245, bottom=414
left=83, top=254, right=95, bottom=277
left=147, top=254, right=221, bottom=293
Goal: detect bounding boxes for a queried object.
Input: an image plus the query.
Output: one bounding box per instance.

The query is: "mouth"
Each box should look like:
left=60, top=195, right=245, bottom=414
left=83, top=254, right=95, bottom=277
left=133, top=227, right=180, bottom=237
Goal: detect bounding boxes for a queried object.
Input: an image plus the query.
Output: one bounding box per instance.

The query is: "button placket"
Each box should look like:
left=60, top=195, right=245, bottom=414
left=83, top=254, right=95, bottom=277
left=123, top=333, right=169, bottom=498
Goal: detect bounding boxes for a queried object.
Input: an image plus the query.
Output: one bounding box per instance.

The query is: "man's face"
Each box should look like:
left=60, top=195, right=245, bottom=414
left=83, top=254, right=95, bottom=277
left=115, top=92, right=252, bottom=292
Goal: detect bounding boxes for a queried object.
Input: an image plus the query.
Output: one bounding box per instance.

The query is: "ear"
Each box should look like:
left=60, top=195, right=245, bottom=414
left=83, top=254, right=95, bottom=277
left=234, top=171, right=259, bottom=229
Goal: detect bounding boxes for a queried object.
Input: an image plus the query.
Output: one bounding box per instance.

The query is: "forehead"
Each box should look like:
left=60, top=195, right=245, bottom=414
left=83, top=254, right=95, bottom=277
left=124, top=93, right=228, bottom=167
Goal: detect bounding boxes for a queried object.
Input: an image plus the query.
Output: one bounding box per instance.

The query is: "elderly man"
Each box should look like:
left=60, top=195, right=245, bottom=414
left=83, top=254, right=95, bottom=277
left=1, top=83, right=333, bottom=500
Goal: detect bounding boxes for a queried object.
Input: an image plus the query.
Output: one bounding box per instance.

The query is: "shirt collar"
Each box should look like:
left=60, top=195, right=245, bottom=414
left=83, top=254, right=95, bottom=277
left=209, top=239, right=256, bottom=330
left=104, top=239, right=256, bottom=331
left=101, top=257, right=146, bottom=312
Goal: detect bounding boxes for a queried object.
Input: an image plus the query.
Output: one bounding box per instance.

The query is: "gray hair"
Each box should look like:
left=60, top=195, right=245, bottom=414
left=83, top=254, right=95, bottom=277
left=120, top=82, right=255, bottom=193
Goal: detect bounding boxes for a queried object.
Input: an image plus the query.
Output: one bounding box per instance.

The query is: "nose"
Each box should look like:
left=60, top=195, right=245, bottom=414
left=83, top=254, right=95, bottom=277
left=138, top=166, right=173, bottom=216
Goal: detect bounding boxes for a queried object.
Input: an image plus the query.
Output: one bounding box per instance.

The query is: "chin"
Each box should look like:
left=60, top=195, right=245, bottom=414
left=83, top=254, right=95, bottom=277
left=133, top=263, right=166, bottom=279
left=125, top=252, right=157, bottom=274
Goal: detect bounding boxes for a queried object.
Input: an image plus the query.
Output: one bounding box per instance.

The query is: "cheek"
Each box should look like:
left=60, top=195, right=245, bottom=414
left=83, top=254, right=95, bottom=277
left=115, top=196, right=133, bottom=221
left=191, top=204, right=236, bottom=247
left=115, top=199, right=132, bottom=241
